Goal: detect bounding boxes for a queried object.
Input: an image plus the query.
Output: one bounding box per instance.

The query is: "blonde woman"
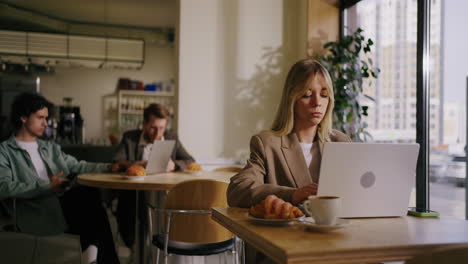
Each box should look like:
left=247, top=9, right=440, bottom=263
left=227, top=59, right=351, bottom=208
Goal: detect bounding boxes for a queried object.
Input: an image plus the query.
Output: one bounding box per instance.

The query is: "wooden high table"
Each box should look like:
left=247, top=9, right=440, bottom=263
left=212, top=207, right=468, bottom=264
left=77, top=171, right=234, bottom=190
left=77, top=171, right=235, bottom=264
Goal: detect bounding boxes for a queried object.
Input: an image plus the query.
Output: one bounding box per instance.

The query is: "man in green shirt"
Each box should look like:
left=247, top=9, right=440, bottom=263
left=0, top=93, right=127, bottom=264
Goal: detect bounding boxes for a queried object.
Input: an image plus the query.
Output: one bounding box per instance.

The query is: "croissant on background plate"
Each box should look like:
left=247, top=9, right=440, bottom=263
left=249, top=194, right=304, bottom=219
left=186, top=162, right=203, bottom=171
left=126, top=165, right=146, bottom=176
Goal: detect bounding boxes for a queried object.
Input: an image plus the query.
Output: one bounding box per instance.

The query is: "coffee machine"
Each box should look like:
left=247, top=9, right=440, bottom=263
left=57, top=98, right=84, bottom=144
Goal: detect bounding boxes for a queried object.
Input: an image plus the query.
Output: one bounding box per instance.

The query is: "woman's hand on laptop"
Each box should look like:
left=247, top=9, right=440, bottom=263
left=292, top=184, right=318, bottom=205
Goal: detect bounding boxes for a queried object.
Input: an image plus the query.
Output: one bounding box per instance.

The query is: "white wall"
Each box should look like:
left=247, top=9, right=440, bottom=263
left=178, top=0, right=307, bottom=161
left=40, top=44, right=176, bottom=141
left=443, top=0, right=468, bottom=144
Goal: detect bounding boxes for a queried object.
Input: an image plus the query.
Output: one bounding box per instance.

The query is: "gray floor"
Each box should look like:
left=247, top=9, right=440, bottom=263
left=430, top=181, right=466, bottom=219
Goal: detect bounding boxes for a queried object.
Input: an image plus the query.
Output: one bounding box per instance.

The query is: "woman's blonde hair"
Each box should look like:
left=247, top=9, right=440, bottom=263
left=271, top=59, right=335, bottom=141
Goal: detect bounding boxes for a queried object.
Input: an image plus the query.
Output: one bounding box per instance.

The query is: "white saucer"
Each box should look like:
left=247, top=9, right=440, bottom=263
left=183, top=170, right=203, bottom=175
left=299, top=217, right=350, bottom=232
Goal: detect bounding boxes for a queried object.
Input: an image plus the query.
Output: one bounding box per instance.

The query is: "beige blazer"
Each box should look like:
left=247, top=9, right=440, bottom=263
left=227, top=130, right=351, bottom=208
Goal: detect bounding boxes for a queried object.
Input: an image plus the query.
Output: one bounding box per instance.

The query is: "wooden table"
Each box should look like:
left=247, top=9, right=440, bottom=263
left=212, top=207, right=468, bottom=264
left=77, top=171, right=234, bottom=190
left=77, top=171, right=235, bottom=264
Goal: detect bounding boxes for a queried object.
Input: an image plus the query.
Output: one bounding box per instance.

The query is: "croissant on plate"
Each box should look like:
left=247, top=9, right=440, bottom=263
left=249, top=194, right=304, bottom=219
left=186, top=162, right=203, bottom=171
left=126, top=165, right=146, bottom=176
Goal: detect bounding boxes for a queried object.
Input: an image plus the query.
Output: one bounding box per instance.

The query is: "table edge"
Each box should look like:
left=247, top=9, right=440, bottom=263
left=77, top=177, right=176, bottom=190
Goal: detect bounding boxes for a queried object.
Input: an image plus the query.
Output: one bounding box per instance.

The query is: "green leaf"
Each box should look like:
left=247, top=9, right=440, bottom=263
left=354, top=44, right=361, bottom=53
left=362, top=106, right=369, bottom=116
left=324, top=42, right=335, bottom=49
left=346, top=112, right=353, bottom=122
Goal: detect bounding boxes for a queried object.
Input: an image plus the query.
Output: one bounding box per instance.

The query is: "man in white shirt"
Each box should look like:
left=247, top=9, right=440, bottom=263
left=113, top=103, right=195, bottom=249
left=0, top=93, right=128, bottom=264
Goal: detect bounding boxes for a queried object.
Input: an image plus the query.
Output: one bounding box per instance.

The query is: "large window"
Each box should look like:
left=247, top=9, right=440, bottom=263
left=345, top=0, right=466, bottom=219
left=428, top=0, right=467, bottom=219
left=345, top=0, right=423, bottom=143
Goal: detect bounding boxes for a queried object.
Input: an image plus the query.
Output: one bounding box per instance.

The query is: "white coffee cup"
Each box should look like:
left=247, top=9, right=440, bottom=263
left=303, top=196, right=341, bottom=226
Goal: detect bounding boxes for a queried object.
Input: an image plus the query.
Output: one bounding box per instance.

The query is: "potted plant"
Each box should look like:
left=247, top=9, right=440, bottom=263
left=315, top=28, right=380, bottom=142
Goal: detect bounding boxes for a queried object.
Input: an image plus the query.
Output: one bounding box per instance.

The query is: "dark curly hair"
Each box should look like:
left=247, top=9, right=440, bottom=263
left=10, top=92, right=53, bottom=131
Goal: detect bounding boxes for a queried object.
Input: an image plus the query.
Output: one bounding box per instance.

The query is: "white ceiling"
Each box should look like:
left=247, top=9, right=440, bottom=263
left=4, top=0, right=177, bottom=28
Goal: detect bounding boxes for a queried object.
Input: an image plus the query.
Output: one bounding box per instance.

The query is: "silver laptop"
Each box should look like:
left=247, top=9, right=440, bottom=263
left=146, top=140, right=176, bottom=175
left=317, top=142, right=420, bottom=218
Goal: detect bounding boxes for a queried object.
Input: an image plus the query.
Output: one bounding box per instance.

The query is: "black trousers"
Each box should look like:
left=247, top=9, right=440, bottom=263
left=59, top=185, right=120, bottom=264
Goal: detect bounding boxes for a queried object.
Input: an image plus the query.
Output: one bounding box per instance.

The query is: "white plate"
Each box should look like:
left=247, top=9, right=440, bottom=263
left=184, top=170, right=203, bottom=175
left=299, top=217, right=350, bottom=232
left=246, top=213, right=304, bottom=226
left=119, top=174, right=146, bottom=181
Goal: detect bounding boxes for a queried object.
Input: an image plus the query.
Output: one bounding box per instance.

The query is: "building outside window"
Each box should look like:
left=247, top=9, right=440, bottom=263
left=345, top=0, right=466, bottom=219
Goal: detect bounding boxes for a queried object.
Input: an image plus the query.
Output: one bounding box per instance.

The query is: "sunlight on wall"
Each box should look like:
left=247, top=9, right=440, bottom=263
left=178, top=0, right=307, bottom=161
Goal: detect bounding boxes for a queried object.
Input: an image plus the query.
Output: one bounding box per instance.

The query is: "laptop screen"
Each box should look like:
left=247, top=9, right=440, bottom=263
left=145, top=140, right=176, bottom=175
left=317, top=142, right=419, bottom=218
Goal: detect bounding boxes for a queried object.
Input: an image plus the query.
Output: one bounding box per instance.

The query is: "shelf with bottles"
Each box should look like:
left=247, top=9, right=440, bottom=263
left=117, top=93, right=176, bottom=133
left=118, top=97, right=175, bottom=114
left=117, top=78, right=175, bottom=95
left=118, top=90, right=175, bottom=97
left=121, top=110, right=143, bottom=115
left=120, top=115, right=143, bottom=133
